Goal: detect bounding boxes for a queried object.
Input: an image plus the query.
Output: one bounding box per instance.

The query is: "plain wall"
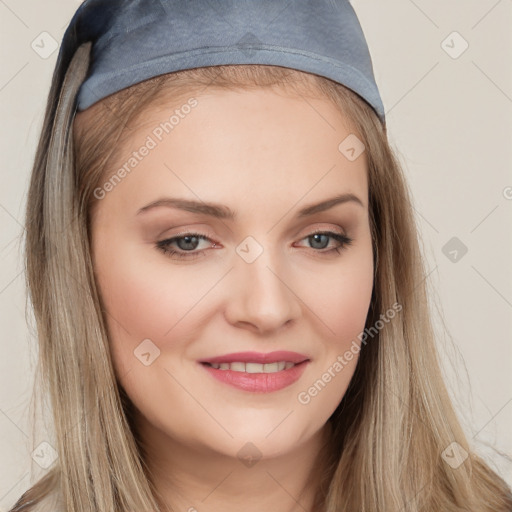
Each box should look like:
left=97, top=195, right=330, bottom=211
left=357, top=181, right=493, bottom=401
left=1, top=0, right=511, bottom=509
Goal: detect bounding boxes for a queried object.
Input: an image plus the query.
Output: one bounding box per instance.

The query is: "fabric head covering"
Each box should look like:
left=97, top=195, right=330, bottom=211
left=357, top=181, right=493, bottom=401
left=59, top=0, right=385, bottom=124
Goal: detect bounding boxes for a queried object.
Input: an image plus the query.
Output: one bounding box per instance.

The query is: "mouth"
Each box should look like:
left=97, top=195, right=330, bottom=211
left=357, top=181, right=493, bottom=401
left=198, top=351, right=310, bottom=393
left=201, top=361, right=300, bottom=373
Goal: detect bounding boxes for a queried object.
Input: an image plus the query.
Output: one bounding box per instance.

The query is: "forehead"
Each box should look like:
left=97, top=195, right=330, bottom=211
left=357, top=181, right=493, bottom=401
left=98, top=86, right=368, bottom=216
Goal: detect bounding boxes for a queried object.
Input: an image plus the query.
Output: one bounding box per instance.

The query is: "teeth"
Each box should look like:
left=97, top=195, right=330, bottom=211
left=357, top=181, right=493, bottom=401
left=246, top=362, right=264, bottom=373
left=206, top=361, right=297, bottom=373
left=230, top=362, right=246, bottom=372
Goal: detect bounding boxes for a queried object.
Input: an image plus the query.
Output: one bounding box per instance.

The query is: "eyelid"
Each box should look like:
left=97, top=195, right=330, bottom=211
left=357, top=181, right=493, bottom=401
left=296, top=224, right=347, bottom=238
left=159, top=223, right=348, bottom=246
left=156, top=224, right=352, bottom=261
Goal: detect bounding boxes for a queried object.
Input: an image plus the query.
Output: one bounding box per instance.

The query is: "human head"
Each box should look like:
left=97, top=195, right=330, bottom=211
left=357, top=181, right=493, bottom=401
left=24, top=47, right=425, bottom=509
left=83, top=72, right=375, bottom=497
left=16, top=2, right=512, bottom=511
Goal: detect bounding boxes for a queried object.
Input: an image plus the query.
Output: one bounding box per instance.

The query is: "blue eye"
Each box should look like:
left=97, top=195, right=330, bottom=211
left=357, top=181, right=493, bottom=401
left=156, top=233, right=212, bottom=260
left=301, top=231, right=353, bottom=254
left=156, top=230, right=353, bottom=261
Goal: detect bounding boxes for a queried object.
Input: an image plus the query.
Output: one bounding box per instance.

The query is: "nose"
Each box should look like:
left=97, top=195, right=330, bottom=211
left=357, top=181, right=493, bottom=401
left=224, top=248, right=302, bottom=335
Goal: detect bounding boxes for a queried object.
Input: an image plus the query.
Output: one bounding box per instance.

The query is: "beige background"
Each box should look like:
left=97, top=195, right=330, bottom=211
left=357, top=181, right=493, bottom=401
left=1, top=0, right=511, bottom=509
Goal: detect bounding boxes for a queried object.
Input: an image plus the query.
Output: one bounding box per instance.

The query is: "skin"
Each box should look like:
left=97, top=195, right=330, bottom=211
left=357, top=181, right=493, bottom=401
left=90, top=85, right=374, bottom=512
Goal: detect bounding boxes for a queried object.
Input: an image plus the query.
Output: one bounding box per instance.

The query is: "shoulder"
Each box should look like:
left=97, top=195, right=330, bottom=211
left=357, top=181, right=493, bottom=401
left=8, top=472, right=62, bottom=512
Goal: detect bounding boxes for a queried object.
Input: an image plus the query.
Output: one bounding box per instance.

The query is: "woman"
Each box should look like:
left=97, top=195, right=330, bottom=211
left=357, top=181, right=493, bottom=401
left=10, top=0, right=512, bottom=510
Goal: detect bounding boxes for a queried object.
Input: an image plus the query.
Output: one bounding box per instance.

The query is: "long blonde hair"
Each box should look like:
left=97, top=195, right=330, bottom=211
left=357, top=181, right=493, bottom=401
left=11, top=41, right=512, bottom=512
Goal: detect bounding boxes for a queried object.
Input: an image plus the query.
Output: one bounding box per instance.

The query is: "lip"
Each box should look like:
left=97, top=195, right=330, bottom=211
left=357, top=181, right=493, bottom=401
left=198, top=351, right=311, bottom=393
left=198, top=351, right=310, bottom=365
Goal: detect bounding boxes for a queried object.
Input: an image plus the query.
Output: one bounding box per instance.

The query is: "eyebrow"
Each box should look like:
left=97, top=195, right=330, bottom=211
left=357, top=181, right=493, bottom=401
left=136, top=193, right=365, bottom=219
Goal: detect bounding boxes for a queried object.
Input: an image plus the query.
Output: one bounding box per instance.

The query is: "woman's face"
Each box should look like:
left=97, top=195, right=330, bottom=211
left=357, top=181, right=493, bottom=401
left=90, top=85, right=373, bottom=462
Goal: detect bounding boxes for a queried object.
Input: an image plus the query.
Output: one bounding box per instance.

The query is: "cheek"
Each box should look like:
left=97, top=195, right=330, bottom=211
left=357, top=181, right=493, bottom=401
left=94, top=227, right=374, bottom=374
left=92, top=236, right=218, bottom=374
left=297, top=241, right=373, bottom=401
left=295, top=270, right=372, bottom=424
left=300, top=241, right=374, bottom=345
left=90, top=224, right=374, bottom=453
left=320, top=274, right=373, bottom=337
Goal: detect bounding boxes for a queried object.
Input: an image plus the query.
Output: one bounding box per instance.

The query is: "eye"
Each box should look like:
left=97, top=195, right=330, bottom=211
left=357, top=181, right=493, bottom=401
left=156, top=230, right=353, bottom=261
left=295, top=230, right=353, bottom=256
left=156, top=232, right=217, bottom=261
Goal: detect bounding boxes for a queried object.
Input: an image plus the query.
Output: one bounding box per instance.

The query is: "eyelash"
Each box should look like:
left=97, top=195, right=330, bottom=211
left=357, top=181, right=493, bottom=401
left=156, top=229, right=353, bottom=261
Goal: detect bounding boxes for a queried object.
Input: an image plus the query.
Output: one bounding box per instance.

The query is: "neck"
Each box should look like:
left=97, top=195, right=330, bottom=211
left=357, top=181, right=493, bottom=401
left=136, top=416, right=335, bottom=512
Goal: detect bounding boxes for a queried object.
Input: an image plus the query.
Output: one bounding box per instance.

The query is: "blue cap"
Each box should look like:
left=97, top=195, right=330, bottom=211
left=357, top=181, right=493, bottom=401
left=61, top=0, right=385, bottom=124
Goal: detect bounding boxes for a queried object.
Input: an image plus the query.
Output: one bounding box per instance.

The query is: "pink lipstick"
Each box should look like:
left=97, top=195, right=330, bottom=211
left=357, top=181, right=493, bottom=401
left=198, top=351, right=310, bottom=393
